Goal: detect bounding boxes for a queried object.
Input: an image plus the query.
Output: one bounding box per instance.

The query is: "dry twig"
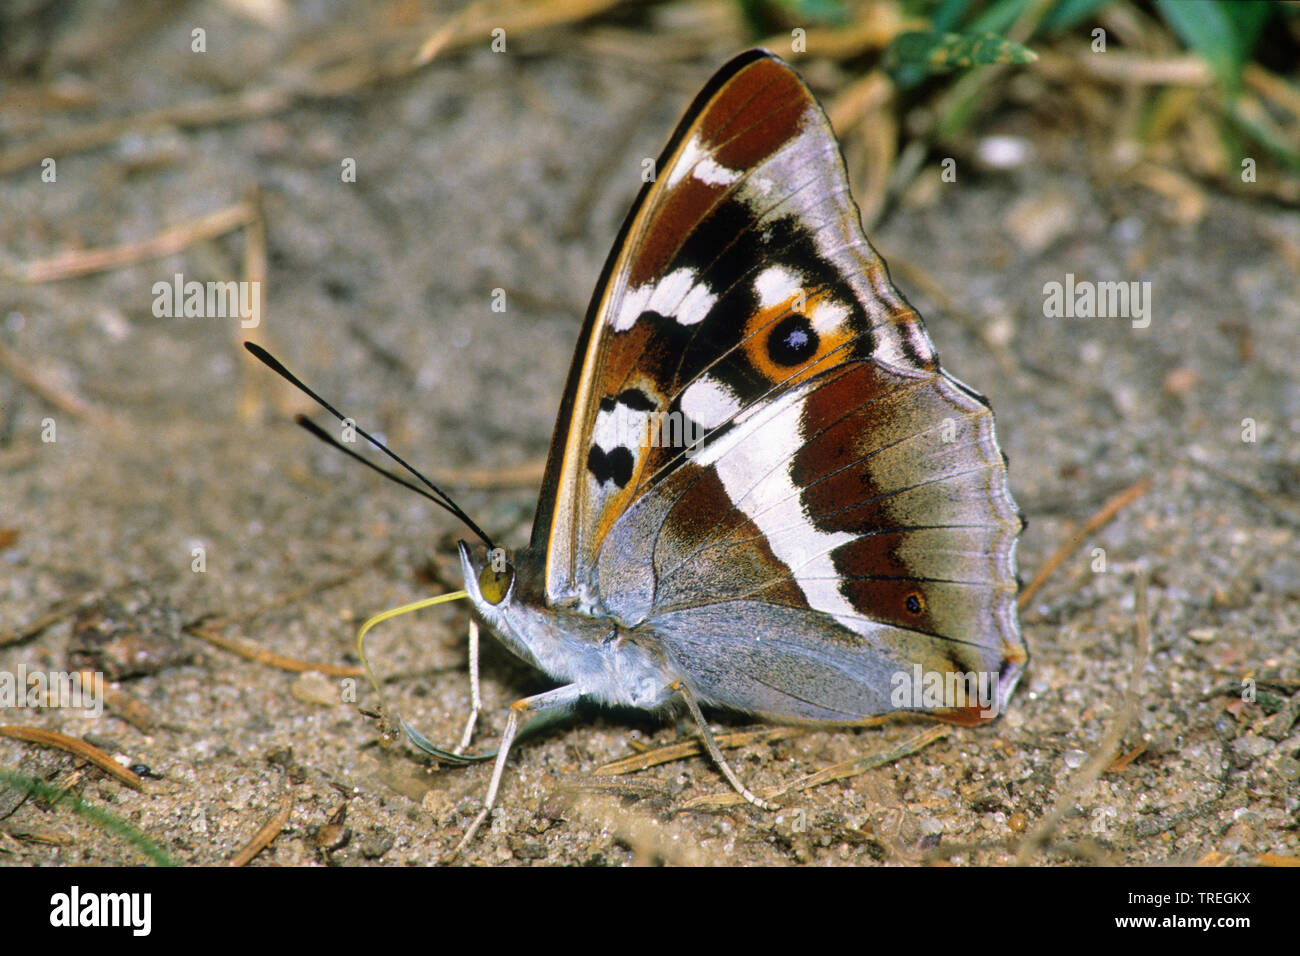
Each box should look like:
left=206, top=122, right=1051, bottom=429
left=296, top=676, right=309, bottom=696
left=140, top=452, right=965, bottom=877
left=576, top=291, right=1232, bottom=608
left=0, top=725, right=144, bottom=790
left=228, top=795, right=294, bottom=867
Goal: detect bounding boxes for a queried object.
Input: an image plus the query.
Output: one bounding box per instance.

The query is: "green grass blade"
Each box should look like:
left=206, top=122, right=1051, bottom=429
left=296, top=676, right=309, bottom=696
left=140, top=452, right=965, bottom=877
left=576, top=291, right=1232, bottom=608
left=1154, top=0, right=1267, bottom=95
left=0, top=768, right=179, bottom=866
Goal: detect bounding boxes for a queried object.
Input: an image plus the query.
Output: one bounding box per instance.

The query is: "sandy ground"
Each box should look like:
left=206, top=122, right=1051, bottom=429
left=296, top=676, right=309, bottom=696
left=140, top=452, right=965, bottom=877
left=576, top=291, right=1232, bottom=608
left=1, top=3, right=1297, bottom=866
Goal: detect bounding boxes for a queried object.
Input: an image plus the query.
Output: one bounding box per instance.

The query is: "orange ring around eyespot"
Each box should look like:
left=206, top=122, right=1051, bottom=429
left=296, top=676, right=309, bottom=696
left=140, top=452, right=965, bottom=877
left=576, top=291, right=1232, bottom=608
left=739, top=288, right=855, bottom=389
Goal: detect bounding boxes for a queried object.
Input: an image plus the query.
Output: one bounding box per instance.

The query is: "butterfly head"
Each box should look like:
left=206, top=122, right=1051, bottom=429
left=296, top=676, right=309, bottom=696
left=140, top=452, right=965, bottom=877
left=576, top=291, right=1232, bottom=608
left=457, top=540, right=549, bottom=646
left=458, top=540, right=571, bottom=675
left=458, top=540, right=516, bottom=610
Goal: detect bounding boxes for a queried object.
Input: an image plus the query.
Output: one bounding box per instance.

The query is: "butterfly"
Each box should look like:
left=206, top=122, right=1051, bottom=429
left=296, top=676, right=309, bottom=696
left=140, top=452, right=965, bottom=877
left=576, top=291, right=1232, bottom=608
left=443, top=48, right=1026, bottom=854
left=249, top=47, right=1025, bottom=860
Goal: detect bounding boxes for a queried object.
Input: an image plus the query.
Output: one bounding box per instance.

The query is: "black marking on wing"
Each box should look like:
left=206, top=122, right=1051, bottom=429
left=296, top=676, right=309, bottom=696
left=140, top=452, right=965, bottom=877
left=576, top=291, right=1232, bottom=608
left=587, top=445, right=635, bottom=488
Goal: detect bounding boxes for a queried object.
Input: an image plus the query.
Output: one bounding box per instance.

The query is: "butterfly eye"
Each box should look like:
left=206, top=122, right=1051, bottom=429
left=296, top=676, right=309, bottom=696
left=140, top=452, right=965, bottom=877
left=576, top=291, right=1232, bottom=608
left=478, top=563, right=514, bottom=605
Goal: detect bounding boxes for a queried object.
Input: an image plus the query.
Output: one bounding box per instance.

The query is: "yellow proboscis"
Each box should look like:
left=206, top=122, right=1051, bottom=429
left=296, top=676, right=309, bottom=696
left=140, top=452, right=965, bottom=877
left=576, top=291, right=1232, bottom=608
left=355, top=590, right=468, bottom=700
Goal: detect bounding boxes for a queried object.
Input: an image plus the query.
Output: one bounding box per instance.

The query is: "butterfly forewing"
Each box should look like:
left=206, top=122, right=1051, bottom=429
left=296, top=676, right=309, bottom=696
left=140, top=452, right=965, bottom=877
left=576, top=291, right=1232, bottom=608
left=541, top=52, right=941, bottom=596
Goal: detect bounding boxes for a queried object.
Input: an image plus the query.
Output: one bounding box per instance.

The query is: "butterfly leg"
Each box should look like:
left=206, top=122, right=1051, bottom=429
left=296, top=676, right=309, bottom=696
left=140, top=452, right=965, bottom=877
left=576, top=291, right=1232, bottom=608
left=671, top=680, right=780, bottom=812
left=452, top=618, right=481, bottom=755
left=444, top=683, right=582, bottom=862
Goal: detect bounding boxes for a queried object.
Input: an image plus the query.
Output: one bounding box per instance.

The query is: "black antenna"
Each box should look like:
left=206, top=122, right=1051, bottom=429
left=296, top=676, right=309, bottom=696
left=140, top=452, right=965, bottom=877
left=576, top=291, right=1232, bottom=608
left=244, top=342, right=495, bottom=551
left=293, top=415, right=454, bottom=509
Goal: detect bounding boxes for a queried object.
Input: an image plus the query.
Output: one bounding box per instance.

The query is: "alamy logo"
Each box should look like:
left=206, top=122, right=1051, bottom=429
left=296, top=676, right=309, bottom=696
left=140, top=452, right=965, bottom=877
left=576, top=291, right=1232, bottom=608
left=1042, top=273, right=1151, bottom=328
left=645, top=410, right=705, bottom=453
left=49, top=886, right=151, bottom=936
left=152, top=273, right=261, bottom=327
left=602, top=408, right=708, bottom=458
left=890, top=664, right=1000, bottom=719
left=0, top=667, right=102, bottom=717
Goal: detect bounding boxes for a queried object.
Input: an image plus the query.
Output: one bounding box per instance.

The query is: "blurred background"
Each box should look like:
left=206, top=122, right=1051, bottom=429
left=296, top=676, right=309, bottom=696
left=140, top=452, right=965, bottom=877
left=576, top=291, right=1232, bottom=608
left=1, top=0, right=1297, bottom=866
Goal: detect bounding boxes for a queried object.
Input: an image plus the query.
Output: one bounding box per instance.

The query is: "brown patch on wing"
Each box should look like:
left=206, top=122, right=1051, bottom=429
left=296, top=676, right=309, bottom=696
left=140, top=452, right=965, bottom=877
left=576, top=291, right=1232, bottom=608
left=655, top=466, right=752, bottom=570
left=654, top=466, right=804, bottom=608
left=934, top=704, right=998, bottom=726
left=795, top=364, right=932, bottom=466
left=839, top=578, right=938, bottom=634
left=706, top=59, right=809, bottom=171
left=596, top=320, right=658, bottom=394
left=624, top=58, right=811, bottom=290
left=626, top=179, right=729, bottom=289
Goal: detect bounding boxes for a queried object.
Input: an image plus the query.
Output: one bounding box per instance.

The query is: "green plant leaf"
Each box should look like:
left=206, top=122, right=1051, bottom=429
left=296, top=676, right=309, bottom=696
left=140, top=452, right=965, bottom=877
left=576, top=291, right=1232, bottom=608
left=1155, top=0, right=1272, bottom=96
left=888, top=30, right=1038, bottom=75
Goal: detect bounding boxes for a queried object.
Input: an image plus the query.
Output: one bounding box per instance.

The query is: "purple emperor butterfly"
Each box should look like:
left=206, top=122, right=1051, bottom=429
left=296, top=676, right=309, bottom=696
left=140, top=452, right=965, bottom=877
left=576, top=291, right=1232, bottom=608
left=251, top=48, right=1025, bottom=858
left=448, top=49, right=1025, bottom=852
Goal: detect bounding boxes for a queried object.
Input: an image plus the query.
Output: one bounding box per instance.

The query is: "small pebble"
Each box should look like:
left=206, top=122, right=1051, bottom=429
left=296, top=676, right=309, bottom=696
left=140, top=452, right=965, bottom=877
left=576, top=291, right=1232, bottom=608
left=291, top=671, right=339, bottom=706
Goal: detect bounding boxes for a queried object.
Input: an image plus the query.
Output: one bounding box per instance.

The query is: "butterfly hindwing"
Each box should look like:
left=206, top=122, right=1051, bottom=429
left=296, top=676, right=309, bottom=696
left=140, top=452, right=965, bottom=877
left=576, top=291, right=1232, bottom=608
left=597, top=359, right=1022, bottom=722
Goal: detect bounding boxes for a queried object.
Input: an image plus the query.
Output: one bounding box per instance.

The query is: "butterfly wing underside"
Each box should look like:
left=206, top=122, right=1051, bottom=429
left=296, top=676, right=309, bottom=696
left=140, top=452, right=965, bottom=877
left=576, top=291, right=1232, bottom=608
left=532, top=50, right=1024, bottom=722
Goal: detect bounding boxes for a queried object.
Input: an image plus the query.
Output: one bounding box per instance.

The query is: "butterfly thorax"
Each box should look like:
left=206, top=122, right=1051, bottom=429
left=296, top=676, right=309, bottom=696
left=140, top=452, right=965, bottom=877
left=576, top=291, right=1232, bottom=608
left=458, top=542, right=676, bottom=710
